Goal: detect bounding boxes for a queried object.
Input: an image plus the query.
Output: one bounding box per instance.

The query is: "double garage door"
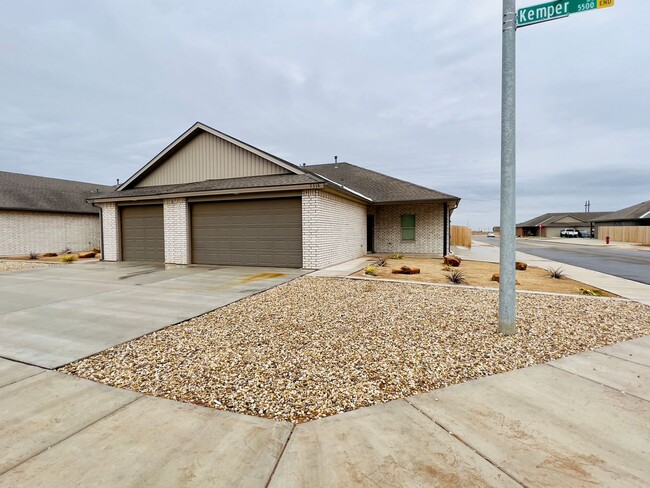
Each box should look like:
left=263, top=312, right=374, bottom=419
left=120, top=198, right=301, bottom=267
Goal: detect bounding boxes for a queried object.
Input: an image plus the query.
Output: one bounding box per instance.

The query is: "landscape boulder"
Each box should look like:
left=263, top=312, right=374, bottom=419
left=491, top=273, right=519, bottom=285
left=78, top=252, right=96, bottom=258
left=443, top=255, right=461, bottom=267
left=516, top=261, right=528, bottom=271
left=42, top=252, right=57, bottom=257
left=392, top=266, right=421, bottom=275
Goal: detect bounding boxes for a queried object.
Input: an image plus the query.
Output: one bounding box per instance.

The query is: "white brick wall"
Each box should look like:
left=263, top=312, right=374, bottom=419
left=0, top=210, right=100, bottom=256
left=374, top=203, right=444, bottom=255
left=302, top=190, right=367, bottom=269
left=99, top=203, right=119, bottom=261
left=164, top=198, right=189, bottom=264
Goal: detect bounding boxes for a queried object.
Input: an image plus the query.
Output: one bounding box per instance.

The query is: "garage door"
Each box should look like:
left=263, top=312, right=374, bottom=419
left=191, top=198, right=302, bottom=267
left=120, top=205, right=164, bottom=262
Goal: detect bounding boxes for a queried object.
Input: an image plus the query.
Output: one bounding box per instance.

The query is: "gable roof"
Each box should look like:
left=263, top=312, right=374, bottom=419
left=0, top=171, right=112, bottom=214
left=592, top=200, right=650, bottom=222
left=516, top=212, right=612, bottom=227
left=305, top=162, right=459, bottom=204
left=118, top=122, right=306, bottom=190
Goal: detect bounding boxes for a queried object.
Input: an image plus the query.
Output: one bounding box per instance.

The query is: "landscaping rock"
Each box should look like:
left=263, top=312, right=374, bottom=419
left=392, top=266, right=421, bottom=275
left=42, top=252, right=58, bottom=257
left=443, top=255, right=461, bottom=267
left=516, top=262, right=528, bottom=271
left=92, top=248, right=101, bottom=254
left=78, top=252, right=96, bottom=258
left=491, top=273, right=519, bottom=285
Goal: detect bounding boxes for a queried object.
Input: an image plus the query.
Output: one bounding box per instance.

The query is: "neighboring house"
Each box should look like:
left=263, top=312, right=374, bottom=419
left=90, top=122, right=460, bottom=269
left=0, top=171, right=112, bottom=256
left=514, top=212, right=612, bottom=238
left=593, top=200, right=650, bottom=244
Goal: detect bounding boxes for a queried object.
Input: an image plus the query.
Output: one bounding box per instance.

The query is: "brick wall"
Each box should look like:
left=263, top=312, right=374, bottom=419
left=164, top=198, right=189, bottom=264
left=100, top=203, right=119, bottom=261
left=0, top=210, right=100, bottom=256
left=302, top=190, right=367, bottom=269
left=374, top=203, right=444, bottom=255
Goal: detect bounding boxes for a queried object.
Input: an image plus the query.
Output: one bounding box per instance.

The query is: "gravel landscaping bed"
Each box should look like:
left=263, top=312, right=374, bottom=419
left=60, top=277, right=650, bottom=423
left=0, top=260, right=54, bottom=272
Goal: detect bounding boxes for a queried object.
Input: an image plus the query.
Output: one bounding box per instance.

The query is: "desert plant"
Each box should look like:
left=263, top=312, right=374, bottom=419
left=441, top=264, right=452, bottom=271
left=578, top=288, right=605, bottom=296
left=60, top=254, right=78, bottom=263
left=364, top=265, right=378, bottom=276
left=546, top=267, right=564, bottom=279
left=375, top=257, right=388, bottom=267
left=61, top=247, right=71, bottom=254
left=28, top=251, right=39, bottom=260
left=445, top=269, right=467, bottom=284
left=391, top=253, right=404, bottom=259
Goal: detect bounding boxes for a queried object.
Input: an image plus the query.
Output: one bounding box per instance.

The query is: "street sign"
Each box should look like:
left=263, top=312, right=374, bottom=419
left=517, top=0, right=615, bottom=27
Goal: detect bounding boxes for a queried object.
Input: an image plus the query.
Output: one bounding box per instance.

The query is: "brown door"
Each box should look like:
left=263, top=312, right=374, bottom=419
left=191, top=198, right=302, bottom=267
left=120, top=205, right=164, bottom=262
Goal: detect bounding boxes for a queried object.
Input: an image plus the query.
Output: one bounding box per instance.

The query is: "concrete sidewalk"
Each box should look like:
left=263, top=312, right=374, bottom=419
left=1, top=336, right=648, bottom=487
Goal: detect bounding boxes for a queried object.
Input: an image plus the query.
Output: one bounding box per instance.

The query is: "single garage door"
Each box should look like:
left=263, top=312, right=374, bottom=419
left=191, top=198, right=302, bottom=267
left=120, top=205, right=164, bottom=262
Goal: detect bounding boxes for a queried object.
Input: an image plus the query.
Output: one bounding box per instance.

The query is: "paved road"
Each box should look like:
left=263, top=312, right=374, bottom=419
left=474, top=236, right=650, bottom=285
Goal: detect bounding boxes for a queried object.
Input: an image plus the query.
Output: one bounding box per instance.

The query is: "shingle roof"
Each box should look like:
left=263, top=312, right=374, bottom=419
left=92, top=173, right=322, bottom=200
left=305, top=163, right=459, bottom=203
left=516, top=212, right=612, bottom=227
left=0, top=171, right=113, bottom=214
left=592, top=201, right=650, bottom=222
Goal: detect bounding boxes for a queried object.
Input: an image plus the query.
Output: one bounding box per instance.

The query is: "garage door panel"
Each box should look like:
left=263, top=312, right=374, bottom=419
left=121, top=205, right=164, bottom=262
left=191, top=199, right=302, bottom=267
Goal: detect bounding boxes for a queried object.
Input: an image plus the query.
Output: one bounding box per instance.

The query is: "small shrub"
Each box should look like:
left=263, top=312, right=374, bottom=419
left=547, top=267, right=564, bottom=279
left=375, top=257, right=388, bottom=267
left=28, top=251, right=39, bottom=260
left=61, top=254, right=78, bottom=263
left=364, top=265, right=378, bottom=276
left=578, top=288, right=605, bottom=296
left=441, top=264, right=452, bottom=271
left=446, top=269, right=467, bottom=284
left=390, top=253, right=404, bottom=259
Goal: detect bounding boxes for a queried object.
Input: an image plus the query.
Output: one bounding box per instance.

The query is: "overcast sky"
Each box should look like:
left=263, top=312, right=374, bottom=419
left=1, top=0, right=648, bottom=229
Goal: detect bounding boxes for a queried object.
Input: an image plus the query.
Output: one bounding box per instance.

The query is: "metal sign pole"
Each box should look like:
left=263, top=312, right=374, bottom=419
left=499, top=0, right=517, bottom=335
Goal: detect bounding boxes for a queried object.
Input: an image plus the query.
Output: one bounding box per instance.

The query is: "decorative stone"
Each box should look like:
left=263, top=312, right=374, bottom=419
left=491, top=273, right=519, bottom=285
left=42, top=252, right=58, bottom=257
left=516, top=262, right=528, bottom=271
left=443, top=255, right=461, bottom=267
left=392, top=266, right=421, bottom=275
left=78, top=252, right=96, bottom=258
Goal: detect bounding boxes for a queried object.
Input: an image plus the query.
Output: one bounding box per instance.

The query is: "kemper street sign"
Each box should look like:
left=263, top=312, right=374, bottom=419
left=517, top=0, right=615, bottom=27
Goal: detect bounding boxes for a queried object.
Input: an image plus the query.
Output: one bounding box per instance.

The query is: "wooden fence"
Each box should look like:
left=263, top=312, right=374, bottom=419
left=597, top=226, right=650, bottom=244
left=451, top=226, right=472, bottom=248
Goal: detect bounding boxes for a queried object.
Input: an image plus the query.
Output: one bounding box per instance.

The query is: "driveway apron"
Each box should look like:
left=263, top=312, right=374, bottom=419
left=0, top=262, right=304, bottom=369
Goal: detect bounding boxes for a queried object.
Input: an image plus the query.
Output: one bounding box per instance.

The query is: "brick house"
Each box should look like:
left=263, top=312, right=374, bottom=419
left=0, top=171, right=111, bottom=256
left=91, top=122, right=460, bottom=269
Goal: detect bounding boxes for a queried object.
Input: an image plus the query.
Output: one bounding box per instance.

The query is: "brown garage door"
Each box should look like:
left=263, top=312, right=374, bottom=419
left=120, top=205, right=164, bottom=262
left=191, top=198, right=302, bottom=267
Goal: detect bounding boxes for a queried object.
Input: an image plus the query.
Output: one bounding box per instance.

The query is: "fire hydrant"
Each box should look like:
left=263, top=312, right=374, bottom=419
left=605, top=235, right=610, bottom=245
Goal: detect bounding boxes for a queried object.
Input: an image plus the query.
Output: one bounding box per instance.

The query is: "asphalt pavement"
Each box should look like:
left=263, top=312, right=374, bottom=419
left=474, top=236, right=650, bottom=285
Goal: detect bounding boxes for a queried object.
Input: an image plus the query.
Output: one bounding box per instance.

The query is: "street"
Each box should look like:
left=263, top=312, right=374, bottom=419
left=474, top=236, right=650, bottom=285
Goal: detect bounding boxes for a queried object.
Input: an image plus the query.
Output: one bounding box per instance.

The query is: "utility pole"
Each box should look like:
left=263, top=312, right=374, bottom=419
left=499, top=0, right=517, bottom=335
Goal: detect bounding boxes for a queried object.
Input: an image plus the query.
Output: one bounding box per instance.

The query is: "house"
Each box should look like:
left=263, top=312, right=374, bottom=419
left=0, top=171, right=112, bottom=256
left=90, top=122, right=460, bottom=269
left=514, top=212, right=612, bottom=238
left=593, top=200, right=650, bottom=244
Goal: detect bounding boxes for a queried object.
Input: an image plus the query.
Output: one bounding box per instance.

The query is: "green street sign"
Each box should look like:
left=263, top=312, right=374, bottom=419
left=517, top=0, right=615, bottom=27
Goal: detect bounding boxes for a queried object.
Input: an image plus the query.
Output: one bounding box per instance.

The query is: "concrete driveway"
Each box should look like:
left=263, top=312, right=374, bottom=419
left=0, top=261, right=305, bottom=369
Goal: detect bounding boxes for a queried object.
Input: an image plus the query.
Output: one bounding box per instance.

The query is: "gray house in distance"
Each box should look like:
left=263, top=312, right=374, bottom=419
left=90, top=122, right=460, bottom=269
left=0, top=171, right=111, bottom=256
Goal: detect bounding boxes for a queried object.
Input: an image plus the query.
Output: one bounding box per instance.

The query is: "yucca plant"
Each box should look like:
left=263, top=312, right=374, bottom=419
left=547, top=267, right=564, bottom=279
left=445, top=269, right=467, bottom=284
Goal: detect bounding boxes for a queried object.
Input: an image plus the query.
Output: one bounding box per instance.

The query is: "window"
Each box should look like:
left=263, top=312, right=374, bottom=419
left=401, top=214, right=415, bottom=240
